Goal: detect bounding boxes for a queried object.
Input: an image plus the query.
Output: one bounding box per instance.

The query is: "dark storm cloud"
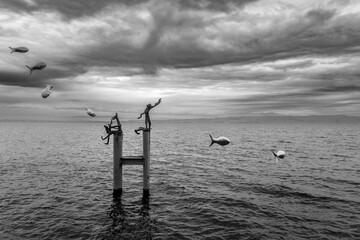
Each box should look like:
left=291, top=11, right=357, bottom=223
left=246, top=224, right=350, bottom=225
left=71, top=5, right=359, bottom=75
left=0, top=0, right=259, bottom=21
left=1, top=0, right=360, bottom=119
left=264, top=60, right=315, bottom=71
left=0, top=0, right=148, bottom=19
left=307, top=66, right=360, bottom=93
left=314, top=85, right=360, bottom=93
left=60, top=4, right=218, bottom=71
left=4, top=0, right=355, bottom=84
left=3, top=0, right=360, bottom=74
left=0, top=65, right=85, bottom=89
left=0, top=71, right=48, bottom=87
left=76, top=40, right=220, bottom=70
left=306, top=9, right=336, bottom=22
left=291, top=10, right=360, bottom=51
left=2, top=0, right=359, bottom=92
left=178, top=0, right=259, bottom=11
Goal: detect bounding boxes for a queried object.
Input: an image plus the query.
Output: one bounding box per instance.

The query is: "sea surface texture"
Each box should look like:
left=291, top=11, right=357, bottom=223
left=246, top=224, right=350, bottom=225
left=0, top=118, right=359, bottom=239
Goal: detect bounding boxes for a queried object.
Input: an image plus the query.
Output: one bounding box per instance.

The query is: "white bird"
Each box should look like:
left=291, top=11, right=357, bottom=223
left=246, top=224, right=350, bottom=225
left=41, top=85, right=53, bottom=98
left=85, top=107, right=96, bottom=117
left=25, top=62, right=47, bottom=76
left=209, top=134, right=230, bottom=147
left=272, top=150, right=285, bottom=162
left=9, top=46, right=29, bottom=53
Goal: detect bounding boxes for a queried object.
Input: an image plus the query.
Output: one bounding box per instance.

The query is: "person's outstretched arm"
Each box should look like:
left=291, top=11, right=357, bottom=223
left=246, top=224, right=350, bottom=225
left=138, top=112, right=144, bottom=119
left=152, top=98, right=162, bottom=108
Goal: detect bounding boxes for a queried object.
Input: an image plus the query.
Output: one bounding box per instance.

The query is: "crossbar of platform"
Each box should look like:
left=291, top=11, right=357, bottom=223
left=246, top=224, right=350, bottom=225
left=120, top=156, right=144, bottom=165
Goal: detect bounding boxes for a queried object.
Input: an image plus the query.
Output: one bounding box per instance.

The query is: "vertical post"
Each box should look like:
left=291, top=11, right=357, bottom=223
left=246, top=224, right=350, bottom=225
left=143, top=129, right=150, bottom=198
left=113, top=132, right=123, bottom=198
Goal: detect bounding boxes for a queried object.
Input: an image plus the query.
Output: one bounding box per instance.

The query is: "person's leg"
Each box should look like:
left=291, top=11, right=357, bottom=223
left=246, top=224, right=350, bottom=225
left=147, top=115, right=151, bottom=129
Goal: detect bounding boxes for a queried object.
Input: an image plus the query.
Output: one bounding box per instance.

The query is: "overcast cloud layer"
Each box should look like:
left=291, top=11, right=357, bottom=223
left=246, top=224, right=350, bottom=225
left=1, top=0, right=360, bottom=121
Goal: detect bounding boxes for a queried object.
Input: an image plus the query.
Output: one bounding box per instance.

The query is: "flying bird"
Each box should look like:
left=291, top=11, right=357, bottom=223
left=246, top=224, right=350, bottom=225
left=25, top=62, right=47, bottom=76
left=272, top=150, right=285, bottom=162
left=9, top=46, right=29, bottom=53
left=209, top=134, right=230, bottom=147
left=41, top=85, right=53, bottom=98
left=85, top=107, right=96, bottom=117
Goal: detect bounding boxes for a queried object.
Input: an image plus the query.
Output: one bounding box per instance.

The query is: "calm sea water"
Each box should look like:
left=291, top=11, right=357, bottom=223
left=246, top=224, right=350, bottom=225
left=0, top=118, right=359, bottom=239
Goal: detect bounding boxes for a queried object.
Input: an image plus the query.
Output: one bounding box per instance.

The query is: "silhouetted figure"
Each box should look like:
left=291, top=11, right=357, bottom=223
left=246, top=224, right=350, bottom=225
left=101, top=124, right=112, bottom=144
left=101, top=113, right=122, bottom=144
left=137, top=98, right=161, bottom=129
left=109, top=113, right=121, bottom=130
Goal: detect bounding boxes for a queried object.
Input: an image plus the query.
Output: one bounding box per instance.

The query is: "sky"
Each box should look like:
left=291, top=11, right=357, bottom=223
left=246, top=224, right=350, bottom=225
left=1, top=0, right=360, bottom=121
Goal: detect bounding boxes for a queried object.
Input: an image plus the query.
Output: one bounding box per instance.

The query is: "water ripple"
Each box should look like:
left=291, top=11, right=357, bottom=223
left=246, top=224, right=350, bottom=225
left=0, top=121, right=359, bottom=239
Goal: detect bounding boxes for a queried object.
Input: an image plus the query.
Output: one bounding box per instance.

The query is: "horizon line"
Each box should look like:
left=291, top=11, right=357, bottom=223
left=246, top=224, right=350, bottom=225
left=1, top=114, right=359, bottom=123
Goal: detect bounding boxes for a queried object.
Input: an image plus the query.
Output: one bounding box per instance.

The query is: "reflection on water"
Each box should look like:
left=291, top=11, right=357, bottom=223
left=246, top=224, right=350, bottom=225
left=100, top=196, right=156, bottom=240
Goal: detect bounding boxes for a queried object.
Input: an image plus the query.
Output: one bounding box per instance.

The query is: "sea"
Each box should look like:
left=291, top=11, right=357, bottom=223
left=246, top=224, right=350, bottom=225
left=0, top=117, right=359, bottom=240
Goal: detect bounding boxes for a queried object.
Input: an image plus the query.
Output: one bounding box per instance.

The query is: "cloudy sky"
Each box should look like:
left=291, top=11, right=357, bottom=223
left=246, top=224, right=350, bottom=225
left=1, top=0, right=360, bottom=121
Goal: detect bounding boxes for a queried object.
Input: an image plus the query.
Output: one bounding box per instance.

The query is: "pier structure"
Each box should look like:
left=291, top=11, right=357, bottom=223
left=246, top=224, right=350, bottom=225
left=102, top=99, right=161, bottom=199
left=112, top=126, right=151, bottom=199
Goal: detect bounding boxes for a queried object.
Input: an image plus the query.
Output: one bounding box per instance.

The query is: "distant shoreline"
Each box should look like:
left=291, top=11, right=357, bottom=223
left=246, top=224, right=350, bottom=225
left=1, top=115, right=359, bottom=124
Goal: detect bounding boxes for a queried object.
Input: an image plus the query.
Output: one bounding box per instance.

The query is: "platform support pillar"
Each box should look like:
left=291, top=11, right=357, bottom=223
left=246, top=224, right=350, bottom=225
left=143, top=129, right=150, bottom=198
left=113, top=132, right=123, bottom=198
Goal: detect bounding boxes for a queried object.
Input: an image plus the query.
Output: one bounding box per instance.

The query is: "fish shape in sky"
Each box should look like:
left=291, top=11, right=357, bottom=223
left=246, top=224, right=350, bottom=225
left=209, top=134, right=230, bottom=147
left=41, top=85, right=53, bottom=98
left=85, top=107, right=96, bottom=117
left=25, top=62, right=47, bottom=76
left=9, top=46, right=29, bottom=53
left=272, top=150, right=285, bottom=162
